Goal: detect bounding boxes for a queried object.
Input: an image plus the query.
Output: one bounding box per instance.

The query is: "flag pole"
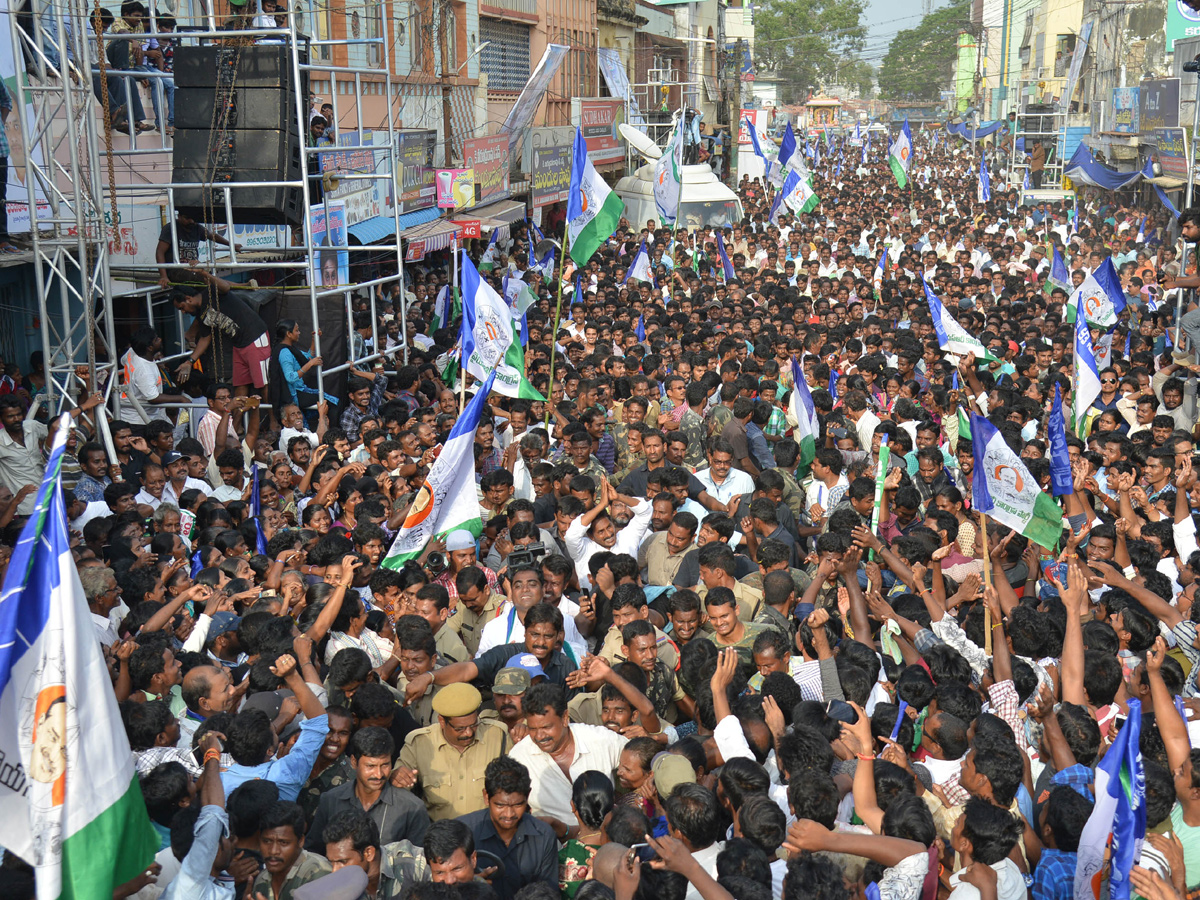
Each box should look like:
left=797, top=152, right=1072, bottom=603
left=868, top=435, right=889, bottom=562
left=981, top=512, right=993, bottom=654
left=545, top=232, right=570, bottom=431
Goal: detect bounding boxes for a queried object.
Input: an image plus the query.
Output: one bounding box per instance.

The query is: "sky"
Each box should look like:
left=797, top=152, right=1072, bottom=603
left=859, top=0, right=941, bottom=66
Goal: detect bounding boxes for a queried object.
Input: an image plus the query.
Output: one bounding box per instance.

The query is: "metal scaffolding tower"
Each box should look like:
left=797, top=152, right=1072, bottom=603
left=9, top=0, right=411, bottom=421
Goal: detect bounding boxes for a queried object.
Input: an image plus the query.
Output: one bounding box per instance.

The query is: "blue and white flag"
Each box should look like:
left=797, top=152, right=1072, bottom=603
left=623, top=239, right=654, bottom=285
left=1073, top=287, right=1102, bottom=436
left=479, top=228, right=501, bottom=271
left=528, top=219, right=546, bottom=247
left=1070, top=257, right=1126, bottom=329
left=1074, top=699, right=1145, bottom=900
left=925, top=278, right=997, bottom=361
left=771, top=123, right=797, bottom=186
left=1049, top=247, right=1072, bottom=293
left=1136, top=216, right=1146, bottom=243
left=971, top=413, right=1064, bottom=549
left=383, top=371, right=498, bottom=566
left=744, top=116, right=769, bottom=164
left=862, top=134, right=869, bottom=165
left=769, top=170, right=800, bottom=226
left=978, top=157, right=992, bottom=203
left=0, top=417, right=160, bottom=900
left=1048, top=384, right=1072, bottom=496
left=716, top=232, right=736, bottom=282
left=1023, top=169, right=1032, bottom=191
left=636, top=314, right=645, bottom=342
left=250, top=466, right=267, bottom=554
left=829, top=370, right=839, bottom=403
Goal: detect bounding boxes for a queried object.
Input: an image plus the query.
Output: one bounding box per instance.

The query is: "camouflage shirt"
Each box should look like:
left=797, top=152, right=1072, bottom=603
left=298, top=755, right=354, bottom=825
left=679, top=409, right=707, bottom=469
left=252, top=850, right=332, bottom=900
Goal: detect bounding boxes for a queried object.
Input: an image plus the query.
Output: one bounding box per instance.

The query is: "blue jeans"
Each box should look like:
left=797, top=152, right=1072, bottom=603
left=92, top=69, right=145, bottom=125
left=140, top=64, right=174, bottom=129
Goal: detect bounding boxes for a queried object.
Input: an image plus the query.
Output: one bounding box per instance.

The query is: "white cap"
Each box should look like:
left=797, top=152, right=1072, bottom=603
left=444, top=530, right=476, bottom=552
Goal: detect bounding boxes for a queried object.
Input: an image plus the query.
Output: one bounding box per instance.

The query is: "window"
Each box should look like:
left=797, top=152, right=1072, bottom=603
left=480, top=18, right=530, bottom=91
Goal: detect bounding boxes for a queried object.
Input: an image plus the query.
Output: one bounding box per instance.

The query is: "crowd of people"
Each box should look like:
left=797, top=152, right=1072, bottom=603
left=1, top=130, right=1198, bottom=900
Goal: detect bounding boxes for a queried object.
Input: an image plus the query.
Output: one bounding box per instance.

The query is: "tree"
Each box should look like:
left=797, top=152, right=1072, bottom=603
left=878, top=0, right=972, bottom=101
left=753, top=0, right=867, bottom=104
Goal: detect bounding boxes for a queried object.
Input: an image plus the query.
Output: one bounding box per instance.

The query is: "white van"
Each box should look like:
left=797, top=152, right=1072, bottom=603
left=614, top=163, right=744, bottom=229
left=613, top=123, right=745, bottom=229
left=1018, top=188, right=1076, bottom=213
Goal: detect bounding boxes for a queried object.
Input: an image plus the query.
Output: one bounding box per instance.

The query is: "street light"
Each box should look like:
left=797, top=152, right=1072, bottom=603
left=457, top=41, right=491, bottom=74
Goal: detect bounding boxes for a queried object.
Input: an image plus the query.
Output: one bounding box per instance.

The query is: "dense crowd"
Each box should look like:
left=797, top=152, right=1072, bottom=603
left=0, top=130, right=1196, bottom=900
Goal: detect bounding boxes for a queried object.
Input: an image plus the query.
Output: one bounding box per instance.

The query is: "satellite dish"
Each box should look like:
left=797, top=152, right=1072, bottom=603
left=619, top=123, right=662, bottom=161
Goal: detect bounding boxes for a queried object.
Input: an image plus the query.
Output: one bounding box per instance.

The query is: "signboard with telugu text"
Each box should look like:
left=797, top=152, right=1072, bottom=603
left=530, top=145, right=571, bottom=208
left=1156, top=127, right=1189, bottom=179
left=739, top=108, right=766, bottom=145
left=463, top=135, right=510, bottom=205
left=1111, top=87, right=1140, bottom=134
left=579, top=99, right=625, bottom=164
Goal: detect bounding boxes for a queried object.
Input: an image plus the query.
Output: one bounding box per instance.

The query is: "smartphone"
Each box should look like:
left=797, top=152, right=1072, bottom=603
left=244, top=397, right=261, bottom=409
left=628, top=843, right=655, bottom=862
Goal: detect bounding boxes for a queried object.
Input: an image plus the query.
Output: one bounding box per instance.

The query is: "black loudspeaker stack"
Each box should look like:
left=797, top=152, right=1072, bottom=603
left=171, top=44, right=309, bottom=226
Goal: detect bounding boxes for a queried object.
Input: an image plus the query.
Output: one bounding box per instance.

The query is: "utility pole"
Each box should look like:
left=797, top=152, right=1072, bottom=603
left=716, top=0, right=728, bottom=130
left=440, top=0, right=454, bottom=166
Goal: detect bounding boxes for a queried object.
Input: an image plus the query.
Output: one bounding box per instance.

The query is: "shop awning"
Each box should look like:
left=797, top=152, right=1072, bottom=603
left=475, top=198, right=528, bottom=242
left=348, top=206, right=441, bottom=245
left=401, top=216, right=462, bottom=255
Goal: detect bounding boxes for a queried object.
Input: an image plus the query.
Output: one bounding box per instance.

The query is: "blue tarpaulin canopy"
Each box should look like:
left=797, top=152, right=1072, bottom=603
left=946, top=120, right=1007, bottom=140
left=1062, top=143, right=1142, bottom=191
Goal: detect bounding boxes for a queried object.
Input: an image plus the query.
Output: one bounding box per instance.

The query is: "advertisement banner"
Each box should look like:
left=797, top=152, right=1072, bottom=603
left=580, top=99, right=625, bottom=164
left=449, top=219, right=481, bottom=238
left=530, top=144, right=571, bottom=208
left=396, top=130, right=437, bottom=214
left=0, top=0, right=52, bottom=232
left=322, top=130, right=387, bottom=226
left=1059, top=20, right=1093, bottom=113
left=436, top=169, right=475, bottom=209
left=405, top=239, right=427, bottom=262
left=739, top=108, right=766, bottom=144
left=1167, top=0, right=1200, bottom=53
left=1140, top=78, right=1180, bottom=130
left=597, top=47, right=645, bottom=125
left=1156, top=128, right=1189, bottom=179
left=310, top=202, right=349, bottom=289
left=1111, top=87, right=1140, bottom=134
left=463, top=135, right=510, bottom=205
left=501, top=44, right=570, bottom=153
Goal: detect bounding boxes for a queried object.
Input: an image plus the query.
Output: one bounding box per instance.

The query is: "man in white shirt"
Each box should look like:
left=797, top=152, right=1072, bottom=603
left=119, top=327, right=187, bottom=424
left=694, top=444, right=755, bottom=508
left=508, top=682, right=627, bottom=836
left=277, top=402, right=322, bottom=452
left=162, top=451, right=211, bottom=508
left=562, top=481, right=652, bottom=589
left=844, top=391, right=881, bottom=453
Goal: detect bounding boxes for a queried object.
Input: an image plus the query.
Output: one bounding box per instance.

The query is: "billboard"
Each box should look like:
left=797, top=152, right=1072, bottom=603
left=436, top=169, right=475, bottom=209
left=1167, top=0, right=1200, bottom=52
left=739, top=108, right=767, bottom=145
left=1156, top=128, right=1189, bottom=179
left=463, top=135, right=510, bottom=205
left=579, top=99, right=625, bottom=164
left=395, top=130, right=437, bottom=214
left=309, top=202, right=348, bottom=289
left=1111, top=87, right=1140, bottom=134
left=530, top=144, right=571, bottom=208
left=1140, top=78, right=1180, bottom=130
